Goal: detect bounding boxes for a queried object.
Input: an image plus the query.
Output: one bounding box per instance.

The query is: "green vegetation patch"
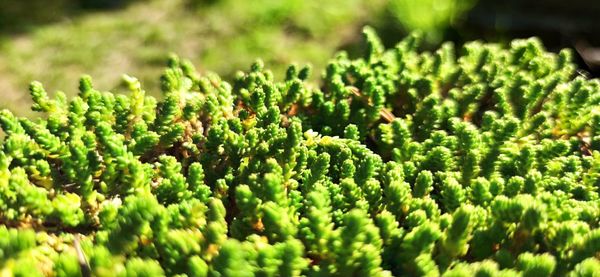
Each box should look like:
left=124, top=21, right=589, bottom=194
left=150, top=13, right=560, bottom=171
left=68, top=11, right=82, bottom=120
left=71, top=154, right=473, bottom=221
left=1, top=28, right=600, bottom=276
left=0, top=0, right=384, bottom=116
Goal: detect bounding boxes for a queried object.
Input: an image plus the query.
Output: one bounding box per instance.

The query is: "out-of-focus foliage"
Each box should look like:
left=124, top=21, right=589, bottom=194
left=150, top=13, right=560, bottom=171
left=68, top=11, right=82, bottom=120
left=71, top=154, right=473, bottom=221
left=0, top=0, right=145, bottom=32
left=0, top=0, right=72, bottom=33
left=1, top=28, right=600, bottom=276
left=388, top=0, right=477, bottom=43
left=0, top=0, right=385, bottom=116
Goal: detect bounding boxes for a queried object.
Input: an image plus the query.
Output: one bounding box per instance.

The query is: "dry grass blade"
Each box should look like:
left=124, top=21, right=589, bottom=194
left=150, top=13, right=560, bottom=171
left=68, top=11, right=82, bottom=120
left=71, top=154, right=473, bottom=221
left=74, top=235, right=92, bottom=277
left=348, top=86, right=396, bottom=122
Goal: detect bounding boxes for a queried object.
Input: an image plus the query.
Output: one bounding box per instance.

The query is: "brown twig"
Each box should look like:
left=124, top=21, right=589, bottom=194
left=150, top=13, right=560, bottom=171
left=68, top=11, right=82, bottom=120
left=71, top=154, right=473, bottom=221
left=0, top=217, right=97, bottom=235
left=578, top=131, right=593, bottom=156
left=74, top=235, right=92, bottom=277
left=347, top=86, right=396, bottom=123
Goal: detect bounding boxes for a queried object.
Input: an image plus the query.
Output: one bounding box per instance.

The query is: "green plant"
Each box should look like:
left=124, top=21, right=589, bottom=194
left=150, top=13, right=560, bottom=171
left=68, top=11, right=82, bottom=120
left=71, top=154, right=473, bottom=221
left=1, top=28, right=600, bottom=276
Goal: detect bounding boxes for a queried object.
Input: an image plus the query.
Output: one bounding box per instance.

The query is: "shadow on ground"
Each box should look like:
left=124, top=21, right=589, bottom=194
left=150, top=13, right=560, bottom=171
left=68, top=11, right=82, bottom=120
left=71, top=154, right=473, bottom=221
left=0, top=0, right=141, bottom=35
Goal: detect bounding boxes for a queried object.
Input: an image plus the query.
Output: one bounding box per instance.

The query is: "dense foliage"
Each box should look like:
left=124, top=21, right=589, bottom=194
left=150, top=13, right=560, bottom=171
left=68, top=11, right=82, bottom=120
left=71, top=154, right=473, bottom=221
left=2, top=28, right=600, bottom=276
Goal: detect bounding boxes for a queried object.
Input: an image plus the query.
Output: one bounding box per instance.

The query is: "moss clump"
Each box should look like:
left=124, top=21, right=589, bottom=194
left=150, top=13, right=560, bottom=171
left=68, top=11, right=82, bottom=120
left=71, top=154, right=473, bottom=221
left=1, top=28, right=600, bottom=276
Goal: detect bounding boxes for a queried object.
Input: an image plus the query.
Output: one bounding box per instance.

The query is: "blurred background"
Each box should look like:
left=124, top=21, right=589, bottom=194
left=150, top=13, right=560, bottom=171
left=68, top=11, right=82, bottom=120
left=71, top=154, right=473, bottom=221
left=1, top=0, right=599, bottom=116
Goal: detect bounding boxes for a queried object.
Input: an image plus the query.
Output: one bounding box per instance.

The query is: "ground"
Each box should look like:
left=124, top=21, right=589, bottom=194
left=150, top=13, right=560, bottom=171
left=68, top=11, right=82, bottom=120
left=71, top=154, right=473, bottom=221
left=0, top=0, right=385, bottom=116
